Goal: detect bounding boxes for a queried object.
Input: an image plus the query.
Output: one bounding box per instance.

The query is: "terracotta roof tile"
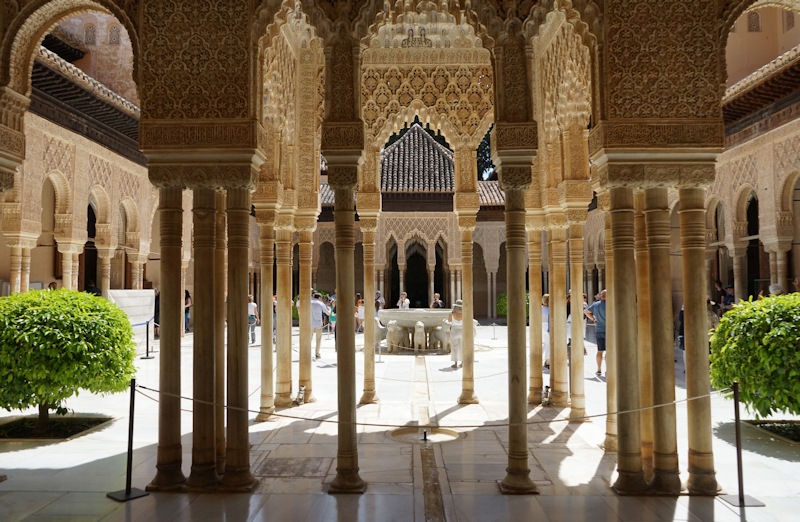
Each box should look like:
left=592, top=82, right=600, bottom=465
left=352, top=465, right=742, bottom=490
left=380, top=124, right=454, bottom=192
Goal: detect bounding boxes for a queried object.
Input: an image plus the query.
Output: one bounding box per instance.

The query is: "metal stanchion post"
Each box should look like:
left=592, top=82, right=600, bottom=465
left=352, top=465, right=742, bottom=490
left=721, top=381, right=764, bottom=508
left=141, top=321, right=154, bottom=360
left=107, top=379, right=149, bottom=502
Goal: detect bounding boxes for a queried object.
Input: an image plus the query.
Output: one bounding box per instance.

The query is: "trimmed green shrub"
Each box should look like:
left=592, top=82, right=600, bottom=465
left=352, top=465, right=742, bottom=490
left=710, top=293, right=800, bottom=418
left=0, top=289, right=136, bottom=431
left=496, top=291, right=529, bottom=318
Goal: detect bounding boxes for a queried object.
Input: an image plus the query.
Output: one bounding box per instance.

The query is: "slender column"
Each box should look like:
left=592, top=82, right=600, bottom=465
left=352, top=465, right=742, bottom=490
left=645, top=187, right=680, bottom=493
left=9, top=244, right=21, bottom=293
left=486, top=271, right=492, bottom=319
left=378, top=269, right=384, bottom=296
left=775, top=244, right=790, bottom=293
left=568, top=222, right=586, bottom=419
left=457, top=270, right=462, bottom=300
left=428, top=268, right=435, bottom=305
left=768, top=250, right=777, bottom=284
left=599, top=192, right=618, bottom=452
left=275, top=223, right=294, bottom=406
left=360, top=219, right=378, bottom=404
left=527, top=228, right=544, bottom=404
left=458, top=221, right=479, bottom=404
left=20, top=246, right=31, bottom=292
left=60, top=246, right=73, bottom=290
left=98, top=249, right=113, bottom=298
left=499, top=185, right=536, bottom=494
left=548, top=226, right=569, bottom=407
left=221, top=187, right=256, bottom=489
left=256, top=213, right=275, bottom=421
left=732, top=253, right=746, bottom=302
left=587, top=268, right=595, bottom=303
left=598, top=266, right=605, bottom=290
left=298, top=226, right=314, bottom=402
left=214, top=191, right=227, bottom=473
left=634, top=192, right=654, bottom=478
left=679, top=186, right=718, bottom=495
left=609, top=186, right=646, bottom=494
left=130, top=254, right=145, bottom=289
left=187, top=188, right=218, bottom=487
left=148, top=186, right=185, bottom=489
left=450, top=270, right=456, bottom=305
left=328, top=167, right=365, bottom=493
left=71, top=252, right=79, bottom=290
left=398, top=264, right=405, bottom=294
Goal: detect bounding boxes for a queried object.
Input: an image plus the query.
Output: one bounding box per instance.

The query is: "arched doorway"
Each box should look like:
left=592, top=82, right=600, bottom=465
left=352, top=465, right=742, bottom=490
left=405, top=249, right=428, bottom=308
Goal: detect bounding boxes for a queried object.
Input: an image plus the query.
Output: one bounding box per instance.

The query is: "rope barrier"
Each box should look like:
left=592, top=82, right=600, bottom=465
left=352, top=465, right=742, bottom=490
left=134, top=383, right=731, bottom=430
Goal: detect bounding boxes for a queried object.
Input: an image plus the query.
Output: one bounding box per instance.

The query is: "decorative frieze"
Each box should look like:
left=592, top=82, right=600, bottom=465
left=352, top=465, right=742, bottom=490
left=140, top=122, right=256, bottom=149
left=495, top=122, right=538, bottom=150
left=589, top=121, right=724, bottom=156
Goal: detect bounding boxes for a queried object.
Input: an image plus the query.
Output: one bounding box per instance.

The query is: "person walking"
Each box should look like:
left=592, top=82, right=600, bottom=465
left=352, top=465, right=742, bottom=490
left=248, top=294, right=260, bottom=344
left=584, top=289, right=607, bottom=375
left=445, top=299, right=464, bottom=368
left=310, top=292, right=330, bottom=359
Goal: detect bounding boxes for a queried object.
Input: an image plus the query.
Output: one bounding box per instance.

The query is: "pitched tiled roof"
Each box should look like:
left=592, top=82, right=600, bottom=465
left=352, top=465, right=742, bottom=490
left=380, top=124, right=454, bottom=192
left=319, top=180, right=504, bottom=207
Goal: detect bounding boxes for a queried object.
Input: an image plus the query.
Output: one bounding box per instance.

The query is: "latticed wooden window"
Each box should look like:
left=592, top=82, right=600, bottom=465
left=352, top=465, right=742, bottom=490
left=747, top=12, right=761, bottom=32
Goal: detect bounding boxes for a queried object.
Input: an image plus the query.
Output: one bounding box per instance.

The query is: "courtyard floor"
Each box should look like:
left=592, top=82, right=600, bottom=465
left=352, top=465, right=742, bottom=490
left=1, top=324, right=798, bottom=521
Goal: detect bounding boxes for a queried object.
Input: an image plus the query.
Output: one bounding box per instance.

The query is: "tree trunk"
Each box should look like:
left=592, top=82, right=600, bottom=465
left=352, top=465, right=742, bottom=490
left=36, top=402, right=50, bottom=435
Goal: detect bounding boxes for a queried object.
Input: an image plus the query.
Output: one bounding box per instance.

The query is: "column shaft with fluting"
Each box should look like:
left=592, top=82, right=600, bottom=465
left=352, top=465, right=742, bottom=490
left=9, top=244, right=21, bottom=293
left=256, top=216, right=275, bottom=421
left=610, top=186, right=646, bottom=494
left=458, top=223, right=479, bottom=404
left=329, top=170, right=365, bottom=493
left=187, top=187, right=218, bottom=487
left=149, top=186, right=185, bottom=489
left=221, top=187, right=256, bottom=489
left=360, top=219, right=378, bottom=404
left=499, top=186, right=536, bottom=494
left=600, top=192, right=618, bottom=452
left=679, top=186, right=718, bottom=495
left=644, top=187, right=680, bottom=494
left=548, top=226, right=569, bottom=407
left=633, top=191, right=653, bottom=479
left=732, top=253, right=745, bottom=302
left=298, top=229, right=314, bottom=402
left=98, top=250, right=113, bottom=298
left=214, top=190, right=227, bottom=473
left=527, top=228, right=544, bottom=404
left=568, top=223, right=586, bottom=418
left=275, top=224, right=294, bottom=406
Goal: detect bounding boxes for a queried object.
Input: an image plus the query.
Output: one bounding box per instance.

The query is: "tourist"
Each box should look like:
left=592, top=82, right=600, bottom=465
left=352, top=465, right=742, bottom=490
left=541, top=294, right=550, bottom=370
left=397, top=291, right=410, bottom=309
left=430, top=292, right=444, bottom=308
left=375, top=290, right=385, bottom=309
left=248, top=294, right=260, bottom=344
left=310, top=292, right=329, bottom=359
left=445, top=299, right=464, bottom=369
left=184, top=290, right=192, bottom=333
left=584, top=289, right=607, bottom=376
left=355, top=293, right=365, bottom=333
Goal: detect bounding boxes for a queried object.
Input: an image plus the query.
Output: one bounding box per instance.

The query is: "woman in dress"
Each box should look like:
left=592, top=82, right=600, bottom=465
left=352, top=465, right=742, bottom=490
left=445, top=299, right=464, bottom=369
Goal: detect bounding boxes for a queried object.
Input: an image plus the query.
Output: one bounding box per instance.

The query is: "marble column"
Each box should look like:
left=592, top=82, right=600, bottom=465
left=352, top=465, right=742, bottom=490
left=499, top=184, right=536, bottom=494
left=130, top=254, right=146, bottom=290
left=20, top=246, right=31, bottom=292
left=548, top=226, right=569, bottom=407
left=214, top=190, right=227, bottom=473
left=256, top=213, right=275, bottom=422
left=71, top=252, right=79, bottom=290
left=568, top=222, right=586, bottom=419
left=429, top=268, right=435, bottom=305
left=457, top=269, right=462, bottom=300
left=600, top=192, right=618, bottom=452
left=187, top=188, right=218, bottom=488
left=298, top=226, right=314, bottom=402
left=328, top=167, right=365, bottom=493
left=527, top=227, right=544, bottom=404
left=610, top=186, right=647, bottom=494
left=458, top=221, right=479, bottom=404
left=60, top=245, right=73, bottom=290
left=9, top=244, right=21, bottom=293
left=221, top=187, right=256, bottom=490
left=598, top=266, right=605, bottom=290
left=149, top=186, right=186, bottom=490
left=275, top=223, right=294, bottom=407
left=768, top=250, right=777, bottom=285
left=776, top=243, right=790, bottom=293
left=98, top=249, right=113, bottom=298
left=398, top=263, right=405, bottom=294
left=360, top=219, right=378, bottom=404
left=450, top=270, right=456, bottom=305
left=634, top=192, right=654, bottom=478
left=645, top=187, right=681, bottom=494
left=732, top=252, right=746, bottom=302
left=679, top=186, right=718, bottom=495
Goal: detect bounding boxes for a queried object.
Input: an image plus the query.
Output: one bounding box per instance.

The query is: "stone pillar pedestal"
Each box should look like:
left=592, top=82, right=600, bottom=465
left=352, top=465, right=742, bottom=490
left=645, top=187, right=681, bottom=494
left=275, top=223, right=294, bottom=407
left=148, top=186, right=186, bottom=490
left=527, top=228, right=544, bottom=404
left=679, top=186, right=718, bottom=495
left=256, top=213, right=276, bottom=421
left=187, top=187, right=219, bottom=488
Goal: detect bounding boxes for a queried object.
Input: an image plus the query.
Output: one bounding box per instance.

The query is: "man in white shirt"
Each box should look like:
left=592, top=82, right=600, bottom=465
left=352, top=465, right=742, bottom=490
left=397, top=291, right=410, bottom=309
left=310, top=292, right=330, bottom=359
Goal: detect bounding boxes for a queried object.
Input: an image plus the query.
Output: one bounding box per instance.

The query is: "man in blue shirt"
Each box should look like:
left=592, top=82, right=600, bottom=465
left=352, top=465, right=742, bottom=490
left=584, top=289, right=607, bottom=376
left=310, top=292, right=330, bottom=359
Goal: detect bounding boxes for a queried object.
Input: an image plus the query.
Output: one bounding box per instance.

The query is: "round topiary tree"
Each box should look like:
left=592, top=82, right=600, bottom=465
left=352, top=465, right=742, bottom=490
left=0, top=289, right=136, bottom=432
left=710, top=292, right=800, bottom=417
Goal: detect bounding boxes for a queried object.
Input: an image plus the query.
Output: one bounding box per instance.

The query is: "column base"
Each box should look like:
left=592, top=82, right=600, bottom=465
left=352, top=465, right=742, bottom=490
left=549, top=390, right=569, bottom=407
left=457, top=391, right=479, bottom=404
left=498, top=473, right=538, bottom=495
left=186, top=463, right=220, bottom=488
left=219, top=467, right=258, bottom=491
left=569, top=407, right=586, bottom=420
left=359, top=390, right=379, bottom=404
left=612, top=470, right=649, bottom=495
left=328, top=471, right=366, bottom=494
left=275, top=392, right=293, bottom=407
left=147, top=463, right=186, bottom=491
left=649, top=469, right=682, bottom=495
left=255, top=407, right=275, bottom=422
left=527, top=387, right=543, bottom=405
left=216, top=456, right=225, bottom=476
left=687, top=470, right=719, bottom=496
left=602, top=434, right=618, bottom=452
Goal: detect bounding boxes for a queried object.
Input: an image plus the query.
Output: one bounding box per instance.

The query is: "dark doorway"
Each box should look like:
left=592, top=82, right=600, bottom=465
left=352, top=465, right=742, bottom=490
left=406, top=252, right=428, bottom=308
left=746, top=196, right=766, bottom=297
left=434, top=248, right=445, bottom=305
left=83, top=205, right=98, bottom=291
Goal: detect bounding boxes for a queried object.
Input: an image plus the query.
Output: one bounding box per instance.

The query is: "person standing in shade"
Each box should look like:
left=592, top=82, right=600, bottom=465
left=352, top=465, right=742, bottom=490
left=430, top=293, right=444, bottom=308
left=722, top=284, right=735, bottom=313
left=248, top=294, right=260, bottom=344
left=154, top=288, right=160, bottom=339
left=445, top=299, right=464, bottom=369
left=397, top=291, right=410, bottom=309
left=310, top=292, right=330, bottom=359
left=184, top=290, right=193, bottom=333
left=584, top=289, right=607, bottom=376
left=375, top=290, right=385, bottom=310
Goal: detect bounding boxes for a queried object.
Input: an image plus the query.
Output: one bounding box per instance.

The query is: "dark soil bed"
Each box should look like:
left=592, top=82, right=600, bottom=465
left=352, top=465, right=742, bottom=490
left=0, top=416, right=113, bottom=440
left=748, top=421, right=800, bottom=443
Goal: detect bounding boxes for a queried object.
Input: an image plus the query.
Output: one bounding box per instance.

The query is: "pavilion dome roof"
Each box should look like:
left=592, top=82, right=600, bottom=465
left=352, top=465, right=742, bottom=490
left=380, top=124, right=454, bottom=193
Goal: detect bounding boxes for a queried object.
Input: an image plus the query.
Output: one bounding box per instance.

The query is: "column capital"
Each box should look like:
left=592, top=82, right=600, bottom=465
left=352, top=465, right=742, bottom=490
left=359, top=216, right=378, bottom=232
left=457, top=214, right=477, bottom=232
left=56, top=240, right=84, bottom=254
left=526, top=210, right=546, bottom=231
left=327, top=166, right=358, bottom=191
left=2, top=232, right=37, bottom=250
left=294, top=215, right=317, bottom=233
left=454, top=192, right=480, bottom=215
left=494, top=121, right=537, bottom=152
left=558, top=179, right=593, bottom=205
left=544, top=210, right=567, bottom=230
left=255, top=209, right=277, bottom=227
left=356, top=191, right=381, bottom=213
left=498, top=166, right=532, bottom=192
left=593, top=160, right=717, bottom=190
left=97, top=246, right=116, bottom=260
left=128, top=252, right=149, bottom=264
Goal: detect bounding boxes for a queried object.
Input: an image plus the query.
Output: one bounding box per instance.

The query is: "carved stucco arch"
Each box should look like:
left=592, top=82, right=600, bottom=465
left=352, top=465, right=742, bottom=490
left=46, top=169, right=71, bottom=216
left=120, top=196, right=139, bottom=236
left=3, top=0, right=139, bottom=98
left=88, top=184, right=110, bottom=224
left=733, top=183, right=758, bottom=226
left=779, top=170, right=800, bottom=213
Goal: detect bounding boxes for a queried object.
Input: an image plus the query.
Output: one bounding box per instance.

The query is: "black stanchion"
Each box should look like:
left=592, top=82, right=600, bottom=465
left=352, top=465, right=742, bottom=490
left=141, top=321, right=154, bottom=360
left=721, top=381, right=764, bottom=508
left=107, top=379, right=149, bottom=502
